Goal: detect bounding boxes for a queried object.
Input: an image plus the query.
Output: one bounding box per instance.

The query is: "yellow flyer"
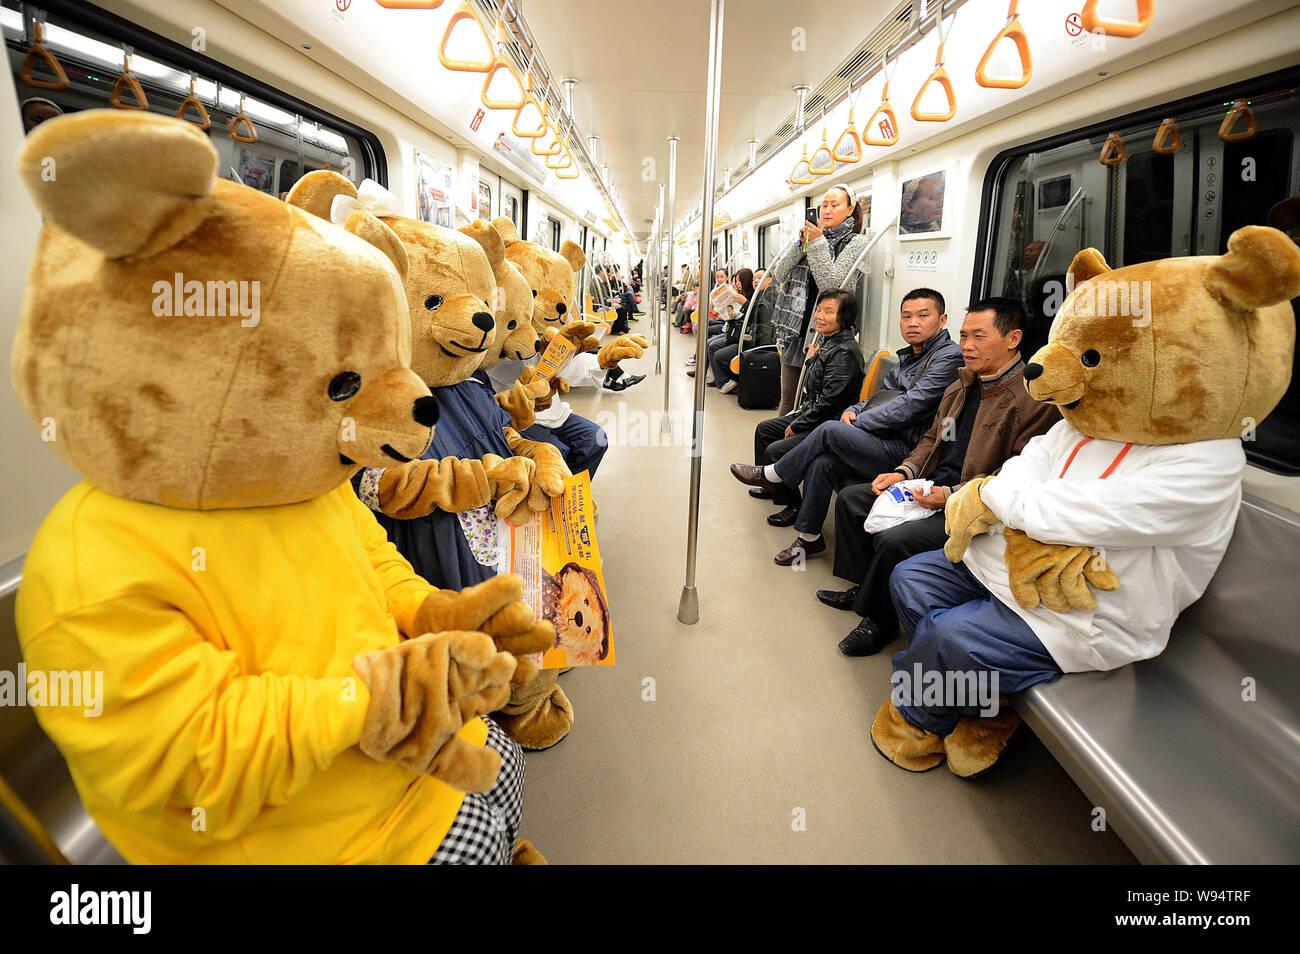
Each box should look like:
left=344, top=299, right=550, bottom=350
left=530, top=332, right=577, bottom=384
left=495, top=471, right=613, bottom=668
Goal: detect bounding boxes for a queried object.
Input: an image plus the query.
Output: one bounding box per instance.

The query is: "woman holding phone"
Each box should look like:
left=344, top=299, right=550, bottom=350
left=766, top=186, right=869, bottom=415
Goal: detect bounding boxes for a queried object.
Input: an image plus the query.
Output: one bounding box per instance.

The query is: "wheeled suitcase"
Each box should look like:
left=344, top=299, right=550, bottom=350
left=737, top=345, right=781, bottom=410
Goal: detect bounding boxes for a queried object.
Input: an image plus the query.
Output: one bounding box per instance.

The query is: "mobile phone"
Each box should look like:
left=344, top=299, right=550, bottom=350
left=805, top=208, right=820, bottom=225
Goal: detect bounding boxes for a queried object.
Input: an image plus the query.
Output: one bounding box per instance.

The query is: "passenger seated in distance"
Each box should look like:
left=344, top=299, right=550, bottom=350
left=736, top=288, right=864, bottom=514
left=731, top=287, right=964, bottom=565
left=820, top=297, right=1061, bottom=655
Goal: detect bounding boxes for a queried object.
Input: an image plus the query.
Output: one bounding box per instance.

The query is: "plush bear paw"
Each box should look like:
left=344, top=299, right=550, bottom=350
left=495, top=670, right=573, bottom=750
left=870, top=700, right=945, bottom=772
left=943, top=703, right=1022, bottom=779
left=512, top=838, right=547, bottom=865
left=596, top=334, right=650, bottom=370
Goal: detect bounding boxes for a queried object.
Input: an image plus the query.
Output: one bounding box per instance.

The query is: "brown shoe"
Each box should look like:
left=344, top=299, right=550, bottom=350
left=870, top=700, right=946, bottom=772
left=730, top=463, right=784, bottom=494
left=774, top=535, right=825, bottom=565
left=944, top=703, right=1023, bottom=778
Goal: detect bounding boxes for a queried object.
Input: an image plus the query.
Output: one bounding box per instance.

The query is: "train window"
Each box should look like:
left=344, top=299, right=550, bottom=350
left=504, top=194, right=519, bottom=226
left=4, top=1, right=384, bottom=195
left=976, top=68, right=1300, bottom=474
left=477, top=181, right=492, bottom=220
left=757, top=220, right=781, bottom=267
left=547, top=216, right=561, bottom=252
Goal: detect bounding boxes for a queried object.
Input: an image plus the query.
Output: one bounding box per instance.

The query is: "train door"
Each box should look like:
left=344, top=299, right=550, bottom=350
left=501, top=179, right=523, bottom=230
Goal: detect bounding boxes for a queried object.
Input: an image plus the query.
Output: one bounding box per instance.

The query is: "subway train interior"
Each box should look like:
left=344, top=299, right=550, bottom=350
left=0, top=0, right=1298, bottom=878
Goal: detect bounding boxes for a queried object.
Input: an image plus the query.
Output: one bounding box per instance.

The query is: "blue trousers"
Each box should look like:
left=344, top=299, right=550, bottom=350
left=772, top=420, right=912, bottom=534
left=521, top=413, right=609, bottom=479
left=888, top=550, right=1062, bottom=736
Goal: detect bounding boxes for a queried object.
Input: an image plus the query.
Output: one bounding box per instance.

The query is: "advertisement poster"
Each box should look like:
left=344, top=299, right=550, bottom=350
left=495, top=472, right=613, bottom=669
left=415, top=150, right=455, bottom=227
left=237, top=150, right=276, bottom=194
left=899, top=170, right=947, bottom=238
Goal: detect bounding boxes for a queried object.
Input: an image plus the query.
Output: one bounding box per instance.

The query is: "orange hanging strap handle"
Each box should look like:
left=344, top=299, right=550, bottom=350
left=229, top=95, right=259, bottom=143
left=911, top=5, right=958, bottom=122
left=176, top=73, right=211, bottom=130
left=975, top=0, right=1032, bottom=90
left=1099, top=130, right=1125, bottom=165
left=1152, top=117, right=1179, bottom=154
left=863, top=55, right=899, bottom=146
left=832, top=107, right=863, bottom=163
left=1081, top=0, right=1154, bottom=38
left=789, top=145, right=815, bottom=186
left=109, top=49, right=149, bottom=110
left=809, top=126, right=836, bottom=175
left=438, top=2, right=493, bottom=72
left=375, top=0, right=445, bottom=7
left=1219, top=99, right=1256, bottom=142
left=20, top=20, right=69, bottom=91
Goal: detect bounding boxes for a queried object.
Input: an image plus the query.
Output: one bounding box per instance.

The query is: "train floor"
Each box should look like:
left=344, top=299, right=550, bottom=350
left=518, top=317, right=1137, bottom=865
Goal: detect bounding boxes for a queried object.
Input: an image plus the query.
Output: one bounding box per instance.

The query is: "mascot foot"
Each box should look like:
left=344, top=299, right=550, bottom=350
left=943, top=703, right=1022, bottom=779
left=496, top=681, right=574, bottom=750
left=870, top=701, right=945, bottom=772
left=513, top=838, right=547, bottom=865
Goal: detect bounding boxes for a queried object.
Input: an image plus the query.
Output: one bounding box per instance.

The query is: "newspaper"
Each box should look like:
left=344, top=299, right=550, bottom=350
left=709, top=283, right=744, bottom=320
left=494, top=471, right=613, bottom=668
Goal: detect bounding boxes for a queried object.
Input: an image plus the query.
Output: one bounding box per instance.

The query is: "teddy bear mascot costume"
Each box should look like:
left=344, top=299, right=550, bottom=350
left=871, top=225, right=1300, bottom=778
left=457, top=219, right=612, bottom=484
left=11, top=111, right=553, bottom=864
left=286, top=172, right=577, bottom=751
left=487, top=216, right=650, bottom=451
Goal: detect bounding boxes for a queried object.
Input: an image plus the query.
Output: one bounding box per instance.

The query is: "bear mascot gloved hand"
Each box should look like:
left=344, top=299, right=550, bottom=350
left=286, top=172, right=576, bottom=750
left=11, top=111, right=549, bottom=863
left=873, top=226, right=1300, bottom=778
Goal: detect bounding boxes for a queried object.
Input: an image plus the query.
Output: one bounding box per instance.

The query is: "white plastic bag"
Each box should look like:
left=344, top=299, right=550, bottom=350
left=863, top=480, right=935, bottom=534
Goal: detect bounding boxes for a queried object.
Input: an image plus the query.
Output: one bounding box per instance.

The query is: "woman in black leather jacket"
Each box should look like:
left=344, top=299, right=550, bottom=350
left=749, top=289, right=865, bottom=519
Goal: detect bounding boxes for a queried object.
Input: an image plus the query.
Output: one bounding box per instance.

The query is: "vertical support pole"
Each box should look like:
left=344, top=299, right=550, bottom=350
left=662, top=136, right=679, bottom=433
left=677, top=0, right=725, bottom=624
left=654, top=183, right=665, bottom=374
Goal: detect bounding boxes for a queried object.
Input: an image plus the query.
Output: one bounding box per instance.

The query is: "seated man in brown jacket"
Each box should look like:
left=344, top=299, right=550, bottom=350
left=820, top=297, right=1061, bottom=656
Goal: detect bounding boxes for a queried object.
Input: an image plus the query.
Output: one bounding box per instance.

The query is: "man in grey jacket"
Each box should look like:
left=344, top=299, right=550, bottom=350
left=731, top=288, right=964, bottom=565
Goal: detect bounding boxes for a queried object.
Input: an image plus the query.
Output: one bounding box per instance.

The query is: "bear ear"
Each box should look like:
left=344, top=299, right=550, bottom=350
left=18, top=110, right=217, bottom=259
left=343, top=210, right=408, bottom=282
left=285, top=170, right=357, bottom=220
left=491, top=216, right=520, bottom=245
left=459, top=219, right=506, bottom=274
left=1205, top=225, right=1300, bottom=309
left=1067, top=248, right=1110, bottom=286
left=560, top=239, right=586, bottom=273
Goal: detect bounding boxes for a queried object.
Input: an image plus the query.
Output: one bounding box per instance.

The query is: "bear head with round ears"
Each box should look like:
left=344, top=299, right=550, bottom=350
left=490, top=215, right=586, bottom=334
left=287, top=172, right=502, bottom=388
left=458, top=220, right=540, bottom=368
left=1024, top=225, right=1299, bottom=445
left=12, top=110, right=435, bottom=510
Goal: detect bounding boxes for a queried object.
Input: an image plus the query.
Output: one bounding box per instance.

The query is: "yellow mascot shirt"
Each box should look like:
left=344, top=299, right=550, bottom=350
left=15, top=480, right=488, bottom=864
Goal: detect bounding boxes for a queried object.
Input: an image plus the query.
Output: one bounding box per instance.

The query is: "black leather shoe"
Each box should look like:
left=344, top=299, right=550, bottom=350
left=817, top=585, right=860, bottom=611
left=767, top=505, right=797, bottom=527
left=748, top=487, right=773, bottom=500
left=838, top=618, right=886, bottom=656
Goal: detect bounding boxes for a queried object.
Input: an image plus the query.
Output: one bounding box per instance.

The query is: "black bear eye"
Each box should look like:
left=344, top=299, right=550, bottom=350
left=532, top=289, right=539, bottom=298
left=328, top=371, right=361, bottom=401
left=1081, top=349, right=1101, bottom=368
left=507, top=320, right=517, bottom=330
left=424, top=295, right=443, bottom=311
left=584, top=598, right=589, bottom=606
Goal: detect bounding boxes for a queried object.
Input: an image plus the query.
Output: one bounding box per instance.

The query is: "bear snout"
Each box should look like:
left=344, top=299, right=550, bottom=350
left=336, top=367, right=435, bottom=468
left=1025, top=342, right=1086, bottom=406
